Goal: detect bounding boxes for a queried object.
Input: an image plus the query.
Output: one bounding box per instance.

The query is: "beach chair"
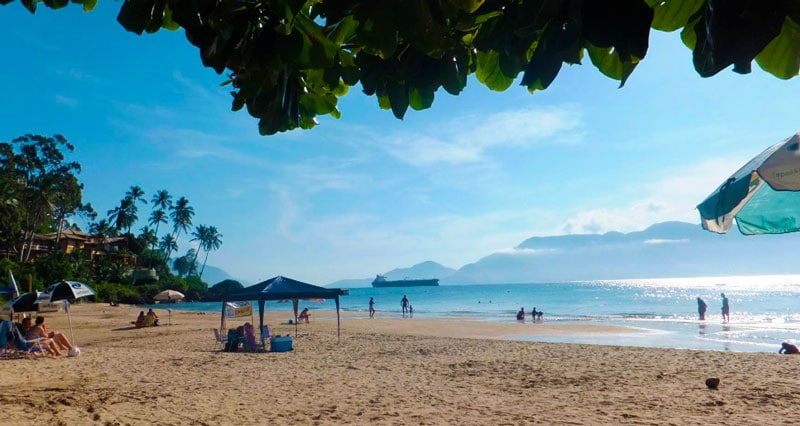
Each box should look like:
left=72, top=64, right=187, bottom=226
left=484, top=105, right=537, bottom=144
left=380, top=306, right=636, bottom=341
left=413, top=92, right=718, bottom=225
left=213, top=328, right=227, bottom=351
left=243, top=323, right=263, bottom=352
left=0, top=321, right=30, bottom=360
left=8, top=321, right=50, bottom=356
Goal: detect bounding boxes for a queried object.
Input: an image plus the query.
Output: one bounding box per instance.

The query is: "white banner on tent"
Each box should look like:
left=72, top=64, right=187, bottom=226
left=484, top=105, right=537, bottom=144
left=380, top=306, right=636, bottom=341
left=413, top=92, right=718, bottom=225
left=225, top=302, right=252, bottom=318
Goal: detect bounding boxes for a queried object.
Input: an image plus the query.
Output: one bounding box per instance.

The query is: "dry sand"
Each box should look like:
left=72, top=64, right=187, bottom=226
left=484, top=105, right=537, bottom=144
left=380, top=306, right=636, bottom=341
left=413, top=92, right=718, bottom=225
left=1, top=303, right=799, bottom=425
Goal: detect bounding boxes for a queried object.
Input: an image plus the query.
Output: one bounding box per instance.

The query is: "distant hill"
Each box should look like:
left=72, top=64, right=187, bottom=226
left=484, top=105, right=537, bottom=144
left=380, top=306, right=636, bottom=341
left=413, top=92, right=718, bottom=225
left=443, top=221, right=800, bottom=284
left=199, top=265, right=238, bottom=286
left=168, top=262, right=248, bottom=287
left=327, top=261, right=456, bottom=288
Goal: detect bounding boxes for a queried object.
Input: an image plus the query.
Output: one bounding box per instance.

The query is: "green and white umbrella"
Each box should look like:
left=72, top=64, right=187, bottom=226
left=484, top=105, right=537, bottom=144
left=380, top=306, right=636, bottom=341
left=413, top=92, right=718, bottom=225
left=698, top=132, right=800, bottom=234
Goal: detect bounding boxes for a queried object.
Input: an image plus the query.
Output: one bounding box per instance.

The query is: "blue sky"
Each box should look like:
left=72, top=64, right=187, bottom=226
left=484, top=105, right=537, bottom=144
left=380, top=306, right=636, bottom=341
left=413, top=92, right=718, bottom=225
left=3, top=3, right=800, bottom=285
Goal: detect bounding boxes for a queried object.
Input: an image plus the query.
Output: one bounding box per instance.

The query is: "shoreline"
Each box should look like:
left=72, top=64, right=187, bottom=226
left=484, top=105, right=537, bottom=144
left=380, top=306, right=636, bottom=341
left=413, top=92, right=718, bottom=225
left=1, top=304, right=798, bottom=425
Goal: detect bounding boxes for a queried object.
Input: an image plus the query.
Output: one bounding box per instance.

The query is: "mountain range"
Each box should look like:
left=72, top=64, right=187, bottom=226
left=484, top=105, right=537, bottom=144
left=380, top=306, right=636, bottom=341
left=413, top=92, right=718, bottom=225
left=325, top=221, right=800, bottom=287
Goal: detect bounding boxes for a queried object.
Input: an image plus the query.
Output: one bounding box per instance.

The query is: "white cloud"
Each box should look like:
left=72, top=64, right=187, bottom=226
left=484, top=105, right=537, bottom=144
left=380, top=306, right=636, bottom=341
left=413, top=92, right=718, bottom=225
left=388, top=106, right=583, bottom=166
left=553, top=156, right=752, bottom=235
left=643, top=239, right=689, bottom=245
left=494, top=247, right=560, bottom=255
left=54, top=95, right=78, bottom=108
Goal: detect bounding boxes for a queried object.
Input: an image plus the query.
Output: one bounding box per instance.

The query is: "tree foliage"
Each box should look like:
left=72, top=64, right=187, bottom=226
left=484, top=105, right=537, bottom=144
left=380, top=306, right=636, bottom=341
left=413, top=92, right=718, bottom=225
left=4, top=0, right=799, bottom=135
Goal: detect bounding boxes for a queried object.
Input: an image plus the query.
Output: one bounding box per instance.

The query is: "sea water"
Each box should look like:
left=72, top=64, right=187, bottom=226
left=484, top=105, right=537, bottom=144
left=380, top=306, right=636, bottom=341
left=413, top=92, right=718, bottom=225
left=149, top=274, right=800, bottom=353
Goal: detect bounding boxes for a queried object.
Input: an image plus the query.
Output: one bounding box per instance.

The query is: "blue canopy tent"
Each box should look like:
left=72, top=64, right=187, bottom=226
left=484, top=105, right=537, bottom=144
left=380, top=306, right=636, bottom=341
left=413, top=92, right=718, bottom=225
left=221, top=276, right=349, bottom=342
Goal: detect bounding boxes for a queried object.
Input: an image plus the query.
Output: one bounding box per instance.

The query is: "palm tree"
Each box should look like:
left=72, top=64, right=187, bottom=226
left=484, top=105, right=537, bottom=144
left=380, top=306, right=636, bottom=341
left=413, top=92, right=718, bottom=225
left=149, top=189, right=172, bottom=249
left=189, top=224, right=209, bottom=276
left=198, top=225, right=222, bottom=278
left=108, top=197, right=137, bottom=234
left=151, top=189, right=171, bottom=211
left=170, top=196, right=194, bottom=240
left=159, top=233, right=178, bottom=262
left=126, top=185, right=147, bottom=208
left=89, top=219, right=116, bottom=239
left=137, top=226, right=158, bottom=250
left=148, top=209, right=168, bottom=249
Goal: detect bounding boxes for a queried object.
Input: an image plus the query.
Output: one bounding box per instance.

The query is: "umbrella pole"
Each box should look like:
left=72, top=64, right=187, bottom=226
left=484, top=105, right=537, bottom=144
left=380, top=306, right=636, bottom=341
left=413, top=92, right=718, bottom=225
left=64, top=301, right=75, bottom=345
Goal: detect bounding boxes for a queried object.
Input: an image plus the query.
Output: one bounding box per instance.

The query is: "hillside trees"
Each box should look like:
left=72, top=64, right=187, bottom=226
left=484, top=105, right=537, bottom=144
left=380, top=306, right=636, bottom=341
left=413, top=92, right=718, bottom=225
left=3, top=1, right=799, bottom=135
left=0, top=133, right=224, bottom=302
left=0, top=134, right=83, bottom=261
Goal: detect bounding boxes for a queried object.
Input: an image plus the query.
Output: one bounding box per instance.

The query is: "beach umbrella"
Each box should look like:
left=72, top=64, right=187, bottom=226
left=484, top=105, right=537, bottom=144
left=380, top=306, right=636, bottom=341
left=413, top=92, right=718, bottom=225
left=154, top=290, right=184, bottom=325
left=38, top=281, right=96, bottom=344
left=0, top=291, right=42, bottom=317
left=153, top=289, right=185, bottom=302
left=698, top=132, right=800, bottom=235
left=39, top=281, right=96, bottom=302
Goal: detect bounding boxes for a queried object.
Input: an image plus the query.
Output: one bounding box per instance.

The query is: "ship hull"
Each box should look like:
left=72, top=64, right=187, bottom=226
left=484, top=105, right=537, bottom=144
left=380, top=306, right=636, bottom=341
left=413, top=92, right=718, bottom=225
left=372, top=279, right=439, bottom=288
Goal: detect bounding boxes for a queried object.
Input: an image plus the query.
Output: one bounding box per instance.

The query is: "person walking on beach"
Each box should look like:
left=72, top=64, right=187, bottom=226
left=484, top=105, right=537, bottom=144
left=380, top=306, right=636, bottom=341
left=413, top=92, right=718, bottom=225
left=401, top=295, right=409, bottom=317
left=369, top=297, right=375, bottom=318
left=697, top=297, right=707, bottom=320
left=721, top=293, right=730, bottom=323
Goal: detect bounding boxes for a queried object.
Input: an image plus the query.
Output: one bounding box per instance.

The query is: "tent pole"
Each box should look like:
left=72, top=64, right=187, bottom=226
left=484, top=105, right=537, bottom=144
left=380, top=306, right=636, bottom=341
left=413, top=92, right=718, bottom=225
left=220, top=297, right=227, bottom=332
left=258, top=300, right=265, bottom=346
left=293, top=299, right=299, bottom=337
left=336, top=296, right=340, bottom=343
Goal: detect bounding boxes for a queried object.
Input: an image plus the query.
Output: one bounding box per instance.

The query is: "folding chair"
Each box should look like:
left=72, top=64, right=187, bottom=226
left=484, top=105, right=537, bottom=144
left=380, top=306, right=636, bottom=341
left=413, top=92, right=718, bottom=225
left=213, top=328, right=227, bottom=351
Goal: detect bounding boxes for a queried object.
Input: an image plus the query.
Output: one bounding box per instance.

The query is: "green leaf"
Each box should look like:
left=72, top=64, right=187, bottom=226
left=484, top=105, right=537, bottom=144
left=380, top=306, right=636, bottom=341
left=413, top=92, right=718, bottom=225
left=339, top=51, right=359, bottom=86
left=377, top=95, right=391, bottom=110
left=161, top=4, right=180, bottom=31
left=299, top=92, right=337, bottom=115
left=43, top=0, right=69, bottom=9
left=328, top=16, right=358, bottom=44
left=117, top=0, right=158, bottom=35
left=143, top=0, right=167, bottom=34
left=445, top=0, right=485, bottom=13
left=409, top=87, right=435, bottom=110
left=586, top=43, right=639, bottom=87
left=77, top=0, right=98, bottom=12
left=387, top=82, right=409, bottom=119
left=646, top=0, right=703, bottom=32
left=356, top=2, right=398, bottom=58
left=395, top=0, right=449, bottom=56
left=296, top=14, right=337, bottom=68
left=20, top=0, right=36, bottom=13
left=476, top=50, right=514, bottom=91
left=756, top=17, right=800, bottom=79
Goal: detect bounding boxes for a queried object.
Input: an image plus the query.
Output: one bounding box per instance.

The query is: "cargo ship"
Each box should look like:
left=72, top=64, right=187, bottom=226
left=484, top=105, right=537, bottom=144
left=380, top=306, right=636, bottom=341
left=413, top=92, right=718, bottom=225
left=371, top=274, right=439, bottom=288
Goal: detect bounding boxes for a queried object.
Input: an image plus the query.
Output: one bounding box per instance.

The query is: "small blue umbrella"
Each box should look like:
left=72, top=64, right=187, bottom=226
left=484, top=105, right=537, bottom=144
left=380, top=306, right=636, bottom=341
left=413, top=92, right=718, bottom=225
left=698, top=132, right=800, bottom=234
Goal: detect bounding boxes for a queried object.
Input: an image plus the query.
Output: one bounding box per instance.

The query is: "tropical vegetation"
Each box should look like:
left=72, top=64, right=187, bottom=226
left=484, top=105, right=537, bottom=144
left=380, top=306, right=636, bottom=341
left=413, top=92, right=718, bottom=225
left=0, top=134, right=224, bottom=304
left=2, top=1, right=798, bottom=135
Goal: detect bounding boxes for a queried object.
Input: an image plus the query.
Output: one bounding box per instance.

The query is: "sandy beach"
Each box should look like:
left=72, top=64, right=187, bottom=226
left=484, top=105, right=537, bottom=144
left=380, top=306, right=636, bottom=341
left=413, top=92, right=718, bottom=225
left=1, top=304, right=799, bottom=425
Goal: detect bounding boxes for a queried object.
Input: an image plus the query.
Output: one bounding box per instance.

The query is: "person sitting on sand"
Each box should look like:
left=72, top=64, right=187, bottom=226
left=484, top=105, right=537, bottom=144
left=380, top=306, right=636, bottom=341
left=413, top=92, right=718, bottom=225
left=779, top=342, right=800, bottom=354
left=28, top=316, right=72, bottom=351
left=26, top=317, right=71, bottom=355
left=299, top=308, right=310, bottom=323
left=145, top=309, right=159, bottom=327
left=134, top=311, right=145, bottom=328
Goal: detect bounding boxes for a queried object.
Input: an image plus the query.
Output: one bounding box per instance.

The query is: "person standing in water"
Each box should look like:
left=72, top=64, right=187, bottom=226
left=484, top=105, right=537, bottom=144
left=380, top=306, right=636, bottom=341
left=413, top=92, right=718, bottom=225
left=369, top=297, right=376, bottom=318
left=697, top=297, right=707, bottom=320
left=401, top=295, right=409, bottom=317
left=721, top=293, right=730, bottom=323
